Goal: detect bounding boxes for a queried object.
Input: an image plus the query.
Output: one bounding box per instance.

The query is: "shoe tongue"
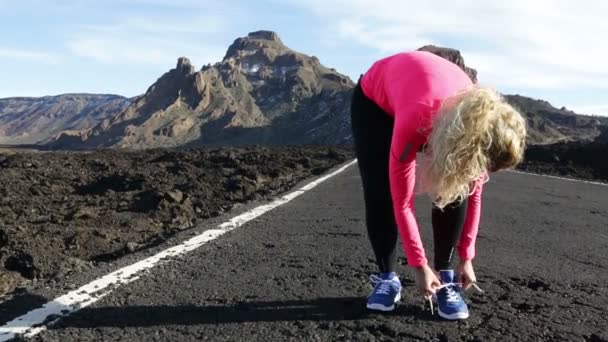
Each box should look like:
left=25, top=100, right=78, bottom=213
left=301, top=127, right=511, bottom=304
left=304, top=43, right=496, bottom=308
left=439, top=270, right=454, bottom=283
left=380, top=272, right=396, bottom=280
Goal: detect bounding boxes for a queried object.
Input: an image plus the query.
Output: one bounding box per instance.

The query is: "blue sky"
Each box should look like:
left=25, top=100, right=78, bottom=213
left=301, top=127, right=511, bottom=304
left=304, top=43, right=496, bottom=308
left=1, top=0, right=607, bottom=116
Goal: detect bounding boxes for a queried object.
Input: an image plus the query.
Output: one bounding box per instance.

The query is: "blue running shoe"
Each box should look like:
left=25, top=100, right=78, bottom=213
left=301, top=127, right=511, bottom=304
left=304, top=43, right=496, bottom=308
left=366, top=272, right=401, bottom=311
left=435, top=270, right=469, bottom=320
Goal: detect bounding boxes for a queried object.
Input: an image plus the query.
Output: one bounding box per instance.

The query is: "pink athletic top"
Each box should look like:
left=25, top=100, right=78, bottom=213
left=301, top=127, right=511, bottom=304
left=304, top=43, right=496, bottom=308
left=361, top=51, right=485, bottom=267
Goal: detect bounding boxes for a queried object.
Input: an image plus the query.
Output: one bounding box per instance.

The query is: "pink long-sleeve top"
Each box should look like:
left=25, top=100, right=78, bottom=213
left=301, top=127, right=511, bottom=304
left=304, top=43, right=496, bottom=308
left=361, top=51, right=484, bottom=267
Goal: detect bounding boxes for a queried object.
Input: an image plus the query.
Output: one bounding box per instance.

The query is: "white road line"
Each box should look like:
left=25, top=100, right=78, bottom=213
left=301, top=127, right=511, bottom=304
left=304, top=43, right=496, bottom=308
left=0, top=159, right=358, bottom=341
left=507, top=170, right=608, bottom=186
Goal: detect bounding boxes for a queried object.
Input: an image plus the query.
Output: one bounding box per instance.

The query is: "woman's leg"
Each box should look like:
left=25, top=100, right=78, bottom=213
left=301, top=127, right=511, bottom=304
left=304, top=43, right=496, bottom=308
left=432, top=198, right=471, bottom=320
left=432, top=199, right=469, bottom=270
left=350, top=81, right=398, bottom=274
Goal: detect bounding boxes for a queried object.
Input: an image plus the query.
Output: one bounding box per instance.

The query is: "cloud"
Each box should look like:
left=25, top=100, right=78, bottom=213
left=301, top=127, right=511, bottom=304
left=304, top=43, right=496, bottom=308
left=0, top=48, right=61, bottom=64
left=68, top=38, right=174, bottom=65
left=284, top=0, right=608, bottom=91
left=67, top=36, right=225, bottom=67
left=0, top=89, right=52, bottom=99
left=66, top=15, right=227, bottom=67
left=82, top=15, right=227, bottom=35
left=121, top=0, right=214, bottom=7
left=571, top=104, right=608, bottom=117
left=465, top=52, right=608, bottom=90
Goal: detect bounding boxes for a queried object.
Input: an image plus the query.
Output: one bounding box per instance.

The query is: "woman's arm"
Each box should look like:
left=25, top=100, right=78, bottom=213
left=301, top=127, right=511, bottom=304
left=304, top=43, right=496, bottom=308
left=456, top=174, right=487, bottom=261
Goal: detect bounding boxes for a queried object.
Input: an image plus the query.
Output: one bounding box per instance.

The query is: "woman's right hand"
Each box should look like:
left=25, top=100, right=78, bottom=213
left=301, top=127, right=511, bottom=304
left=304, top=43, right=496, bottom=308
left=413, top=265, right=442, bottom=297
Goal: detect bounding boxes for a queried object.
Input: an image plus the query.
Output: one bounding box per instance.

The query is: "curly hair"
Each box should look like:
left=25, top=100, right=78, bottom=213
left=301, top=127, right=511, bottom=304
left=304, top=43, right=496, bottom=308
left=418, top=87, right=527, bottom=209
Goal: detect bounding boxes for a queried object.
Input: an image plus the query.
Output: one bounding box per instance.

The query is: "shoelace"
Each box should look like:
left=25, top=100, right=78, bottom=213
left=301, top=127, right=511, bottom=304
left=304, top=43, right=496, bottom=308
left=427, top=282, right=484, bottom=315
left=443, top=284, right=462, bottom=303
left=369, top=275, right=400, bottom=295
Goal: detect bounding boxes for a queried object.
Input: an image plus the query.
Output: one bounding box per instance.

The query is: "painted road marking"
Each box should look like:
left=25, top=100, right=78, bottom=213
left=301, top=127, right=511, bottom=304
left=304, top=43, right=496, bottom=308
left=0, top=160, right=358, bottom=341
left=507, top=170, right=608, bottom=186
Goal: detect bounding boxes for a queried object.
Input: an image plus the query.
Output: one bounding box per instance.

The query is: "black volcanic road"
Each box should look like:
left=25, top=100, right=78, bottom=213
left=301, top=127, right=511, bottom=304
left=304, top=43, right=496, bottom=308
left=12, top=162, right=608, bottom=341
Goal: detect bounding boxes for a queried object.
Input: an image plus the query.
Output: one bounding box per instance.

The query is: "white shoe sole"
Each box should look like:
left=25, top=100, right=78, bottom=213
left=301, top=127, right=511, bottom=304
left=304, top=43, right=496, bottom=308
left=366, top=292, right=401, bottom=311
left=438, top=308, right=469, bottom=320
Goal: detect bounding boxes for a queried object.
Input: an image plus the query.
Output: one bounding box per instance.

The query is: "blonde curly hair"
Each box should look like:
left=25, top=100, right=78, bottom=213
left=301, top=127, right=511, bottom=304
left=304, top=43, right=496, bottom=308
left=418, top=87, right=527, bottom=209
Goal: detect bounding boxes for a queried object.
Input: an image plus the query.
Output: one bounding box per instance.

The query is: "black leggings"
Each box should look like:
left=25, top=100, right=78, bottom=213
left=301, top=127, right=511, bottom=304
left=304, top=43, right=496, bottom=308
left=350, top=80, right=468, bottom=272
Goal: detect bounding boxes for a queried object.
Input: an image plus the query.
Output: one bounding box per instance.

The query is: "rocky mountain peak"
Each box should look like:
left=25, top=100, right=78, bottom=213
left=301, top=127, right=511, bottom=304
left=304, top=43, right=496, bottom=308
left=247, top=30, right=283, bottom=43
left=223, top=30, right=288, bottom=62
left=417, top=45, right=478, bottom=83
left=176, top=57, right=195, bottom=75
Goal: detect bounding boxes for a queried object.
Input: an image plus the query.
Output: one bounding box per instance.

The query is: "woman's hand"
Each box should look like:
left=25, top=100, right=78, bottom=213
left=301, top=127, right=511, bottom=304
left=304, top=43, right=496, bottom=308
left=456, top=260, right=477, bottom=290
left=412, top=265, right=441, bottom=297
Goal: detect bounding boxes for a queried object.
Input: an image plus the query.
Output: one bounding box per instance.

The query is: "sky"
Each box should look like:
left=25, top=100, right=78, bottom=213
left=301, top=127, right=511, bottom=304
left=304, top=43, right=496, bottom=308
left=1, top=0, right=607, bottom=116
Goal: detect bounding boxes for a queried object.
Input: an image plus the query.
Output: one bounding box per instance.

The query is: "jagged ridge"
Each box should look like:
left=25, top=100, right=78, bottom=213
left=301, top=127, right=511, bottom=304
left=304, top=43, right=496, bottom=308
left=33, top=30, right=608, bottom=149
left=52, top=30, right=354, bottom=149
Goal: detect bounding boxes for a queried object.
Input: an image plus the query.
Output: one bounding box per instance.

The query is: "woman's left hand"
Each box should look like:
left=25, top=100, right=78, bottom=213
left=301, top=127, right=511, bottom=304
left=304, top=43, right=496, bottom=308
left=456, top=260, right=477, bottom=290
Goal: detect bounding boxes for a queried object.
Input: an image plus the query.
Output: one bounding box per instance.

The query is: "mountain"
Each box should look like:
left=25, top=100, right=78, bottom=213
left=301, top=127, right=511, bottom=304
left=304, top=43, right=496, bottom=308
left=0, top=94, right=132, bottom=144
left=51, top=31, right=354, bottom=149
left=4, top=30, right=605, bottom=149
left=505, top=95, right=608, bottom=145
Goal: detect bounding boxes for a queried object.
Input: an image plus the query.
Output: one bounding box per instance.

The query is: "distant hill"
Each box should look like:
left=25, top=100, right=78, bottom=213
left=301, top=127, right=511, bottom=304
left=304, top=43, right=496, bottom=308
left=0, top=94, right=132, bottom=144
left=505, top=95, right=608, bottom=145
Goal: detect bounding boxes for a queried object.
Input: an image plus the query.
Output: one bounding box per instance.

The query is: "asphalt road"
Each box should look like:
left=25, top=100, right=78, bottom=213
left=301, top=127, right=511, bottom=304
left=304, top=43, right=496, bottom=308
left=6, top=162, right=608, bottom=341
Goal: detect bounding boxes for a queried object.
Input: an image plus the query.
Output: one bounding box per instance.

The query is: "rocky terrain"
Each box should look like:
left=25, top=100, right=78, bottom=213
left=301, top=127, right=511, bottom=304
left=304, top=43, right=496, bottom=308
left=518, top=126, right=608, bottom=182
left=0, top=146, right=351, bottom=295
left=0, top=94, right=132, bottom=144
left=6, top=160, right=608, bottom=342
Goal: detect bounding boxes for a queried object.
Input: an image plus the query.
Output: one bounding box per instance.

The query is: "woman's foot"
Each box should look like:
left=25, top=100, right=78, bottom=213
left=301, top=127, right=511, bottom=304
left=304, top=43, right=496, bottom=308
left=435, top=269, right=469, bottom=320
left=366, top=272, right=401, bottom=311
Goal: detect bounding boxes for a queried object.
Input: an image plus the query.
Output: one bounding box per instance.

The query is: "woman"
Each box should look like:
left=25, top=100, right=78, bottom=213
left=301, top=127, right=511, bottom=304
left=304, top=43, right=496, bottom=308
left=350, top=50, right=527, bottom=320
